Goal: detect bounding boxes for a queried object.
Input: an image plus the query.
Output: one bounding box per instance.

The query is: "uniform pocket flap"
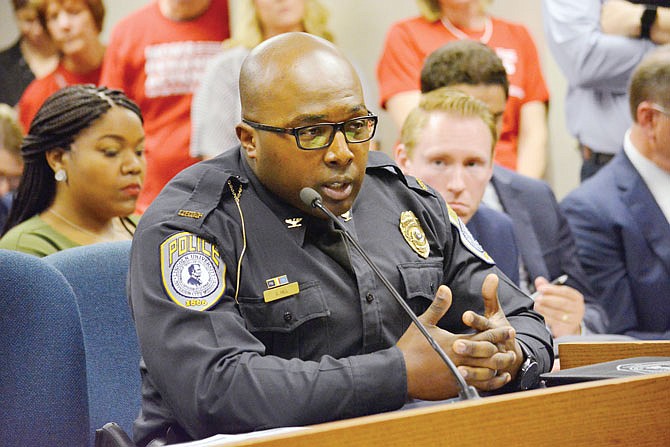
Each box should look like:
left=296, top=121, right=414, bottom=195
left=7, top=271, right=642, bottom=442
left=397, top=261, right=443, bottom=301
left=238, top=281, right=329, bottom=333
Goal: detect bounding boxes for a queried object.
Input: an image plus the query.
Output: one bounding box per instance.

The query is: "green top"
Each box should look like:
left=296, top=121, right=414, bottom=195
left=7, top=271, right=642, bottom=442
left=0, top=214, right=139, bottom=257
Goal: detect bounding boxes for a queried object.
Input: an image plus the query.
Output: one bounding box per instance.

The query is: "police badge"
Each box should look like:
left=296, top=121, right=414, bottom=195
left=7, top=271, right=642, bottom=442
left=399, top=211, right=429, bottom=258
left=160, top=232, right=225, bottom=311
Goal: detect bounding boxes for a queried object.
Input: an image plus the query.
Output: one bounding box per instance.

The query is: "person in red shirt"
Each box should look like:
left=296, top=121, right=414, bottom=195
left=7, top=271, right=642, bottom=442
left=17, top=0, right=105, bottom=133
left=100, top=0, right=230, bottom=214
left=377, top=0, right=549, bottom=178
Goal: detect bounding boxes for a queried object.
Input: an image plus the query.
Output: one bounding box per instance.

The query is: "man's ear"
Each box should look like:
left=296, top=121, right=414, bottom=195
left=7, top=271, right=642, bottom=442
left=636, top=101, right=659, bottom=138
left=394, top=143, right=411, bottom=172
left=236, top=122, right=257, bottom=160
left=45, top=147, right=68, bottom=173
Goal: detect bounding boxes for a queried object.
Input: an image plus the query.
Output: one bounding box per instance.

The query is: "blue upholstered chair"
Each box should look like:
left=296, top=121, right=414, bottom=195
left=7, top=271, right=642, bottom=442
left=45, top=241, right=141, bottom=444
left=0, top=249, right=91, bottom=447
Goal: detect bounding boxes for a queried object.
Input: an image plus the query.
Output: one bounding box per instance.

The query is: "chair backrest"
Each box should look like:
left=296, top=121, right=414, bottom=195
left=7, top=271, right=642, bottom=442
left=45, top=241, right=141, bottom=441
left=0, top=249, right=90, bottom=447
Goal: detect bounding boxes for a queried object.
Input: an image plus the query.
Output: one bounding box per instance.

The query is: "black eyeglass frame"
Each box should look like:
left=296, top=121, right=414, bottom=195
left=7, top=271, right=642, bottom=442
left=242, top=113, right=378, bottom=150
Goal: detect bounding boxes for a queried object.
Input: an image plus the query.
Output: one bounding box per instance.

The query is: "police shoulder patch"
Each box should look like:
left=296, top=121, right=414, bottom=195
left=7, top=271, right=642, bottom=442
left=160, top=232, right=226, bottom=311
left=447, top=206, right=495, bottom=265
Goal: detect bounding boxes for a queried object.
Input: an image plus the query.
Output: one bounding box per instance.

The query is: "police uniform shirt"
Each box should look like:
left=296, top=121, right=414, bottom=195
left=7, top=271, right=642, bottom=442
left=129, top=148, right=553, bottom=443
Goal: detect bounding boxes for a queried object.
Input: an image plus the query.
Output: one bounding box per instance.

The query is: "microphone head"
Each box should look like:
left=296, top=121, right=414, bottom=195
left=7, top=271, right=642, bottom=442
left=299, top=187, right=322, bottom=208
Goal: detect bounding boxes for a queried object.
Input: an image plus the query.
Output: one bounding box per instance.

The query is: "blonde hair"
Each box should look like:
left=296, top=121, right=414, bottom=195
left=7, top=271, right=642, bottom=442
left=401, top=87, right=497, bottom=157
left=0, top=104, right=24, bottom=156
left=227, top=0, right=334, bottom=49
left=415, top=0, right=491, bottom=22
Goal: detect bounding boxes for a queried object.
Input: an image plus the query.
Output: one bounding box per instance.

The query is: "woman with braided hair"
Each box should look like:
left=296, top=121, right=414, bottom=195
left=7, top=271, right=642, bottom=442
left=0, top=84, right=145, bottom=257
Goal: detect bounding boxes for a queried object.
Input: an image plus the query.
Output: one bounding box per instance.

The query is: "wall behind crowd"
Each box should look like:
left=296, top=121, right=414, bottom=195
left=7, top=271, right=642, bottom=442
left=0, top=0, right=578, bottom=198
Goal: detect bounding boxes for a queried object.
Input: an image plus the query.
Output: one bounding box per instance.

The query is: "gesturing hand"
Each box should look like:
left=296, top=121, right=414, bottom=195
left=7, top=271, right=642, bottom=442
left=459, top=274, right=524, bottom=389
left=397, top=278, right=516, bottom=400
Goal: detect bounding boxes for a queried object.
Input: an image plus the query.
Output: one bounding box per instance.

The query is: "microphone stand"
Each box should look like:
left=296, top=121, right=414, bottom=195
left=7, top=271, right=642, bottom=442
left=301, top=188, right=479, bottom=401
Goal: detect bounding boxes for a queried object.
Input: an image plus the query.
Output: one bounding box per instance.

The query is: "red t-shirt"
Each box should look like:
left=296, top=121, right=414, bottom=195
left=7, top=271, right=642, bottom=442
left=100, top=0, right=230, bottom=213
left=18, top=63, right=101, bottom=133
left=377, top=16, right=549, bottom=170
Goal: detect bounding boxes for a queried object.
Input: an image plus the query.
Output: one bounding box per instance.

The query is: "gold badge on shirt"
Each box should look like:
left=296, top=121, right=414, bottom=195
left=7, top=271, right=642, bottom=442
left=399, top=211, right=429, bottom=259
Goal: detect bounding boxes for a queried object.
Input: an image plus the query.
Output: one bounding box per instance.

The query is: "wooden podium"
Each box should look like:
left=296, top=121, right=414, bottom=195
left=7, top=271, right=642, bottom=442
left=559, top=340, right=670, bottom=370
left=218, top=372, right=670, bottom=446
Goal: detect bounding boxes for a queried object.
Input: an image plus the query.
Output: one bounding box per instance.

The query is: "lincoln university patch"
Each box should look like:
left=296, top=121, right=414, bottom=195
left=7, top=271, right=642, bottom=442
left=160, top=232, right=225, bottom=310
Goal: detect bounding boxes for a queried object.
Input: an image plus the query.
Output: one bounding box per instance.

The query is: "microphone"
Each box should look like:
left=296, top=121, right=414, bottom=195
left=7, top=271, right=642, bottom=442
left=299, top=187, right=480, bottom=401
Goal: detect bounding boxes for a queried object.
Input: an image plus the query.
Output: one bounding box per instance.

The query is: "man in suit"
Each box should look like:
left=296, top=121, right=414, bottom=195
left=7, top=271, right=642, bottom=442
left=561, top=45, right=670, bottom=339
left=394, top=88, right=521, bottom=286
left=419, top=39, right=608, bottom=337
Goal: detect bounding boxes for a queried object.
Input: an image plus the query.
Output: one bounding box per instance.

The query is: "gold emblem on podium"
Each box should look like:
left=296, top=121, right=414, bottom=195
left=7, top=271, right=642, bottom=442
left=399, top=211, right=429, bottom=258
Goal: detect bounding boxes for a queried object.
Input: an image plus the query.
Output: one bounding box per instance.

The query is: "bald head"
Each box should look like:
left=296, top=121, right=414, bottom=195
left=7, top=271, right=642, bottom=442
left=235, top=32, right=371, bottom=220
left=239, top=32, right=363, bottom=121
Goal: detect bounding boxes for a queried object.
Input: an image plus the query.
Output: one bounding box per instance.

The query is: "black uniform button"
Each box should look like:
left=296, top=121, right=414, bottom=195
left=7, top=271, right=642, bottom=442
left=283, top=311, right=293, bottom=322
left=366, top=293, right=374, bottom=303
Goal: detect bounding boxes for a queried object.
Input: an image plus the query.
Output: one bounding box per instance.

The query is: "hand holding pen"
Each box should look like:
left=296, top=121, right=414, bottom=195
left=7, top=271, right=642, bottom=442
left=530, top=274, right=568, bottom=300
left=531, top=274, right=585, bottom=338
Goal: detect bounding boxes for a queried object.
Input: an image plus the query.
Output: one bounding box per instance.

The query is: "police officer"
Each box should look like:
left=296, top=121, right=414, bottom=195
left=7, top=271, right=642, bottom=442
left=129, top=32, right=553, bottom=445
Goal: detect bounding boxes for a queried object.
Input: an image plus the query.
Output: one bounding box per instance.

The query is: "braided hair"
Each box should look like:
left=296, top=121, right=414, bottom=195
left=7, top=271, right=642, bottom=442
left=2, top=84, right=142, bottom=236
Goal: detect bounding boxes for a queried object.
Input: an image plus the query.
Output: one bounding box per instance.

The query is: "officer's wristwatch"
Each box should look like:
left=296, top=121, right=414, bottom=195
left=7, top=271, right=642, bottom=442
left=515, top=341, right=541, bottom=390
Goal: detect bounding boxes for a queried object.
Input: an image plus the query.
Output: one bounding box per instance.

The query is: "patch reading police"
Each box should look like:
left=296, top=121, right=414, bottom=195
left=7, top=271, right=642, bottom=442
left=399, top=211, right=429, bottom=258
left=160, top=232, right=225, bottom=311
left=447, top=206, right=495, bottom=264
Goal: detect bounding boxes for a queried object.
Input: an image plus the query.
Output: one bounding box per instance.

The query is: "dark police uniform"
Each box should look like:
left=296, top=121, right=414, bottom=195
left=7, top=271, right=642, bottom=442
left=129, top=149, right=553, bottom=444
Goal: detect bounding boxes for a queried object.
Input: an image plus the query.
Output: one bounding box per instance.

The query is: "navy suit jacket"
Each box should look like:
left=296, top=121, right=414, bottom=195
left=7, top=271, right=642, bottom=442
left=467, top=205, right=520, bottom=286
left=490, top=165, right=608, bottom=334
left=561, top=153, right=670, bottom=339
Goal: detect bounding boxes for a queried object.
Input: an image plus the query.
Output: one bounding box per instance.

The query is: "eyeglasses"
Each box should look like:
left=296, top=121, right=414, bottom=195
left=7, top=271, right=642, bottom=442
left=650, top=102, right=670, bottom=116
left=650, top=103, right=670, bottom=116
left=242, top=113, right=378, bottom=150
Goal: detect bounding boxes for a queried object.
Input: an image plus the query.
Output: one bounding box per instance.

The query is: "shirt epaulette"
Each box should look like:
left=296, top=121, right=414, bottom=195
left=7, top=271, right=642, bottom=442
left=173, top=166, right=248, bottom=229
left=403, top=175, right=437, bottom=198
left=366, top=151, right=437, bottom=198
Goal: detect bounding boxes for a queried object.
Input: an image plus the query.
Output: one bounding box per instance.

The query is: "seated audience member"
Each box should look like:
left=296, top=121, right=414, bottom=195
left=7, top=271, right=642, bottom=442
left=377, top=0, right=549, bottom=178
left=128, top=32, right=552, bottom=445
left=0, top=85, right=145, bottom=257
left=0, top=104, right=25, bottom=232
left=419, top=40, right=608, bottom=337
left=0, top=0, right=58, bottom=107
left=191, top=0, right=333, bottom=159
left=17, top=0, right=106, bottom=132
left=394, top=88, right=520, bottom=285
left=100, top=0, right=230, bottom=214
left=561, top=45, right=670, bottom=340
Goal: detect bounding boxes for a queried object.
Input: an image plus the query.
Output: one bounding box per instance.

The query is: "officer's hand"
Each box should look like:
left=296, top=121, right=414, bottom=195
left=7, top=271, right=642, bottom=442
left=533, top=276, right=584, bottom=337
left=396, top=284, right=514, bottom=400
left=460, top=274, right=523, bottom=390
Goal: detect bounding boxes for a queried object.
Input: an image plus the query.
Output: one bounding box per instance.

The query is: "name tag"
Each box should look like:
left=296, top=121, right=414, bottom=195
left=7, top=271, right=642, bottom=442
left=263, top=282, right=300, bottom=302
